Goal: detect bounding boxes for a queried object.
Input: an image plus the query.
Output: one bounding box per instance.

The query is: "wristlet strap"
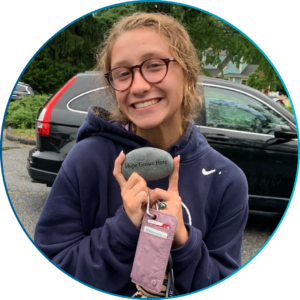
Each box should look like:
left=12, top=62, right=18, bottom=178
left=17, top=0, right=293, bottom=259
left=166, top=255, right=178, bottom=297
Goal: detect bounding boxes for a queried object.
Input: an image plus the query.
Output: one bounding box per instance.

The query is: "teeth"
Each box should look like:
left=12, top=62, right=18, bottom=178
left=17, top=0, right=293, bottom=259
left=134, top=99, right=159, bottom=108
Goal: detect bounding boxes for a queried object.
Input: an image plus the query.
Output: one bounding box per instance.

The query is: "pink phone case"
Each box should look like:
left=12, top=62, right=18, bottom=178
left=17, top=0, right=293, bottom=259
left=131, top=209, right=178, bottom=293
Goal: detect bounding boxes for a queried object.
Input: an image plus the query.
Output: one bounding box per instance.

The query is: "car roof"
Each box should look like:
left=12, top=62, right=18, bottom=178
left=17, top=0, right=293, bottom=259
left=18, top=82, right=30, bottom=87
left=76, top=72, right=295, bottom=124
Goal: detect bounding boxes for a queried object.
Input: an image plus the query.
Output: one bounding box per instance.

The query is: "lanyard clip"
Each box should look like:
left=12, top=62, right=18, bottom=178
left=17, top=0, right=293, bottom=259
left=146, top=191, right=158, bottom=219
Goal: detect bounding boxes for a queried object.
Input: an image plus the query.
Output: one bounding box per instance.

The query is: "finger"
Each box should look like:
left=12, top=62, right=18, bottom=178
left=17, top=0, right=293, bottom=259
left=168, top=155, right=180, bottom=192
left=130, top=180, right=148, bottom=198
left=113, top=151, right=127, bottom=189
left=125, top=190, right=148, bottom=211
left=150, top=188, right=172, bottom=202
left=150, top=201, right=158, bottom=209
left=134, top=191, right=149, bottom=206
left=126, top=172, right=146, bottom=191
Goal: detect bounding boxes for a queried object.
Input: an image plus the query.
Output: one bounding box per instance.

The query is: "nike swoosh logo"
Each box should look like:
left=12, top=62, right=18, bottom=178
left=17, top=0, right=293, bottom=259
left=202, top=168, right=216, bottom=175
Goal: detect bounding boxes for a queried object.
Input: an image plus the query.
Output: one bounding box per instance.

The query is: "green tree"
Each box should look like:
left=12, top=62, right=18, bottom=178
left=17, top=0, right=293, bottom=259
left=93, top=3, right=137, bottom=37
left=20, top=3, right=279, bottom=94
left=129, top=3, right=278, bottom=82
left=21, top=15, right=101, bottom=94
left=247, top=68, right=270, bottom=90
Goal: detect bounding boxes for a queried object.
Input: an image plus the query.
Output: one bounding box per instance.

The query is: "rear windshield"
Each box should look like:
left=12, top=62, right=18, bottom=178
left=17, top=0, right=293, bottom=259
left=15, top=84, right=28, bottom=92
left=68, top=88, right=114, bottom=112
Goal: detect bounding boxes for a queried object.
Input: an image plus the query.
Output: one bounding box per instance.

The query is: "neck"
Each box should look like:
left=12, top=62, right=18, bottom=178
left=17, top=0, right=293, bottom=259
left=134, top=122, right=185, bottom=150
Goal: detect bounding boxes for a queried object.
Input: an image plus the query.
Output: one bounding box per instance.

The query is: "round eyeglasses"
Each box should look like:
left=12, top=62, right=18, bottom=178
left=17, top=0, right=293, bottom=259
left=104, top=58, right=176, bottom=92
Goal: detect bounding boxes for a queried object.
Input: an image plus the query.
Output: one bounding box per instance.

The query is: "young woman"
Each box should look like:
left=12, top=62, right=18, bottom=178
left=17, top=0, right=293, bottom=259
left=34, top=12, right=248, bottom=297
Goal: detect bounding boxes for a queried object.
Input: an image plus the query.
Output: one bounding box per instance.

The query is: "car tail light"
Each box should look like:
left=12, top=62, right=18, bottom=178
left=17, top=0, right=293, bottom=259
left=36, top=76, right=77, bottom=135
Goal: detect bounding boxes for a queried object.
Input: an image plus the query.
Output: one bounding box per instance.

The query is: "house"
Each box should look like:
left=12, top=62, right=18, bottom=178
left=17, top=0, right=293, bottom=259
left=203, top=51, right=258, bottom=85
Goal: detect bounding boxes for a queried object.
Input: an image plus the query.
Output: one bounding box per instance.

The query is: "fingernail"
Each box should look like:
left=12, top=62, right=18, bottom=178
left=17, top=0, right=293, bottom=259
left=119, top=150, right=123, bottom=156
left=177, top=155, right=180, bottom=162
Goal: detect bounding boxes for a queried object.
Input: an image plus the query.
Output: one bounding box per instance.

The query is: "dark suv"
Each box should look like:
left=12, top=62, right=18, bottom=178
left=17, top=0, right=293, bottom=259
left=11, top=82, right=35, bottom=101
left=27, top=72, right=298, bottom=212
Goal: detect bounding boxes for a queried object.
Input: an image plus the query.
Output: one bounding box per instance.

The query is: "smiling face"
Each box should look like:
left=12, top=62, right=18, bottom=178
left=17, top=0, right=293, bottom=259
left=110, top=28, right=185, bottom=133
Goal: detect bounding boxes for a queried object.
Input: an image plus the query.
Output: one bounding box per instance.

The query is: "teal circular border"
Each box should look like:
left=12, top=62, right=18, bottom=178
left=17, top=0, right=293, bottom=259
left=0, top=0, right=300, bottom=300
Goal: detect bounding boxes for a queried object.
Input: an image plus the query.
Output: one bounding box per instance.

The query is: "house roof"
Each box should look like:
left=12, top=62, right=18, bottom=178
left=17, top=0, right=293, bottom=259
left=204, top=56, right=231, bottom=77
left=241, top=65, right=258, bottom=76
left=205, top=64, right=258, bottom=79
left=222, top=73, right=249, bottom=79
left=206, top=69, right=221, bottom=77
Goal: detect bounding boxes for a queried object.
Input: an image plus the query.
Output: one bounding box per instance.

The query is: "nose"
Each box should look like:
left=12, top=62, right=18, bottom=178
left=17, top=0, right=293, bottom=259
left=130, top=68, right=151, bottom=95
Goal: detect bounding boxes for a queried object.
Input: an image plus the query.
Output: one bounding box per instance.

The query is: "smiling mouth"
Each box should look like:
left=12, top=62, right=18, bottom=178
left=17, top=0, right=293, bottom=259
left=132, top=99, right=161, bottom=109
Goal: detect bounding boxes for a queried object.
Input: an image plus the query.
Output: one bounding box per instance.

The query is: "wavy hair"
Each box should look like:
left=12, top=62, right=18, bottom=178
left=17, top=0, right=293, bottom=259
left=95, top=12, right=202, bottom=129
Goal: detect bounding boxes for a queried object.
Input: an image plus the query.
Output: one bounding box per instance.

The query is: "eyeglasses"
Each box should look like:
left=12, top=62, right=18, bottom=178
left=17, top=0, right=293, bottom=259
left=104, top=58, right=176, bottom=91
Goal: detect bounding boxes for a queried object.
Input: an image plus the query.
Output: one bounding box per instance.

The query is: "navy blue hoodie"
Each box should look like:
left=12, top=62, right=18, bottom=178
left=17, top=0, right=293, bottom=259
left=34, top=106, right=248, bottom=296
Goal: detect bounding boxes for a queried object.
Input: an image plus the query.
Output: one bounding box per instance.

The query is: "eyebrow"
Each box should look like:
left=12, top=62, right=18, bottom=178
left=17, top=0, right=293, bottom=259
left=111, top=60, right=129, bottom=69
left=111, top=52, right=169, bottom=69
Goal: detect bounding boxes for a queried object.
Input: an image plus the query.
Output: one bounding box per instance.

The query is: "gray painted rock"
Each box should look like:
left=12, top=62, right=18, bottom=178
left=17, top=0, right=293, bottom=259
left=121, top=147, right=174, bottom=181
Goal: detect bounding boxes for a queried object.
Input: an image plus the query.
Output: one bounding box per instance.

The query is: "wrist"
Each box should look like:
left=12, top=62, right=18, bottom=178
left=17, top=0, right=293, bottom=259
left=172, top=226, right=189, bottom=249
left=124, top=208, right=143, bottom=228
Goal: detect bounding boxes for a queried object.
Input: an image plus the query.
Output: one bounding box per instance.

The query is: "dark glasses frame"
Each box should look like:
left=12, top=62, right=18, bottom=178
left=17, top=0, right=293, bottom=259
left=104, top=58, right=176, bottom=92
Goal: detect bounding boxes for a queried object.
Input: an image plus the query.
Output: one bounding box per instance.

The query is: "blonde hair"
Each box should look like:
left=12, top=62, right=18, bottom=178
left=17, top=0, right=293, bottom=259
left=95, top=12, right=202, bottom=129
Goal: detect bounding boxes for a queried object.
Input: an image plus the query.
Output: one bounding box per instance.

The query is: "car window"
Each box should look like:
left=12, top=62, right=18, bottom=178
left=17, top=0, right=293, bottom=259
left=68, top=89, right=114, bottom=112
left=204, top=86, right=290, bottom=134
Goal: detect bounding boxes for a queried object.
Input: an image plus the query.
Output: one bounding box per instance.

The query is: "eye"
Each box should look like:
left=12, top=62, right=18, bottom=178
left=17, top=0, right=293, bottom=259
left=112, top=68, right=131, bottom=80
left=144, top=60, right=165, bottom=71
left=149, top=62, right=162, bottom=68
left=148, top=63, right=164, bottom=69
left=118, top=71, right=131, bottom=78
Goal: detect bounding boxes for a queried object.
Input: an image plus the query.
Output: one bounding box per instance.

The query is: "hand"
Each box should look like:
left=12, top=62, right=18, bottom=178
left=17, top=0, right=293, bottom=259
left=150, top=156, right=189, bottom=249
left=113, top=151, right=155, bottom=227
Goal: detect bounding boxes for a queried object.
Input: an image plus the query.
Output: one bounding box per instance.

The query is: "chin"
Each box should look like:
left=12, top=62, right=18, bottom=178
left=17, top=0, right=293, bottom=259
left=135, top=117, right=166, bottom=129
left=133, top=115, right=176, bottom=131
left=134, top=122, right=158, bottom=131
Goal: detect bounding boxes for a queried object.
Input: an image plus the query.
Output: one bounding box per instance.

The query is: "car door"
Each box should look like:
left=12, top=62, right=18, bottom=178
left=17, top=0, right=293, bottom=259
left=199, top=84, right=298, bottom=211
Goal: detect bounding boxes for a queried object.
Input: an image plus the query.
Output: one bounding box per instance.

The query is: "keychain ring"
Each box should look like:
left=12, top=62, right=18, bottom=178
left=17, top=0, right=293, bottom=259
left=146, top=191, right=157, bottom=219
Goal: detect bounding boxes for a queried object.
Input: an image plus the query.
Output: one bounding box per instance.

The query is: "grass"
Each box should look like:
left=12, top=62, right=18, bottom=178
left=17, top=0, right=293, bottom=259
left=10, top=128, right=36, bottom=140
left=2, top=147, right=20, bottom=151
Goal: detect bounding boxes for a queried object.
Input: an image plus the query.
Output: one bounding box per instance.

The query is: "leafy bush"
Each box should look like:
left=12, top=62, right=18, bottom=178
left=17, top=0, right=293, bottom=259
left=4, top=95, right=51, bottom=129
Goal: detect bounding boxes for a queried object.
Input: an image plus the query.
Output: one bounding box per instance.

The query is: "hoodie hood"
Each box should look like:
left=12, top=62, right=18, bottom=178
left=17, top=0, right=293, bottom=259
left=77, top=106, right=211, bottom=161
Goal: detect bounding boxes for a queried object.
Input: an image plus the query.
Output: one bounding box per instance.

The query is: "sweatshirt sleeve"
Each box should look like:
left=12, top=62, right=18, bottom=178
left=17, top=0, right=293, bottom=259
left=170, top=173, right=249, bottom=294
left=34, top=165, right=140, bottom=294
